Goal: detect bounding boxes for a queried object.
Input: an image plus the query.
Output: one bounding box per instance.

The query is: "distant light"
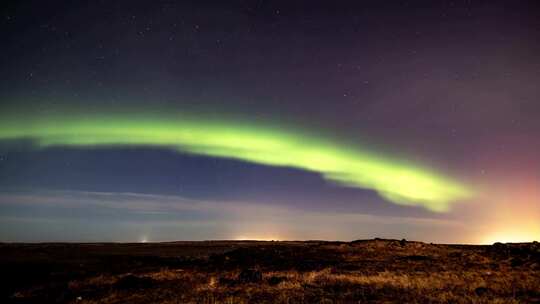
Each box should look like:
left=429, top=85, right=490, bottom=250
left=234, top=235, right=281, bottom=241
left=140, top=236, right=148, bottom=243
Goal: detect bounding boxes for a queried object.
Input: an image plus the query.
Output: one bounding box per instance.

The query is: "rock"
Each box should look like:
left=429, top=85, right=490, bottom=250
left=401, top=255, right=432, bottom=261
left=491, top=242, right=510, bottom=257
left=114, top=275, right=155, bottom=290
left=218, top=277, right=237, bottom=286
left=492, top=242, right=507, bottom=250
left=238, top=268, right=262, bottom=283
left=267, top=276, right=286, bottom=286
left=475, top=287, right=489, bottom=296
left=511, top=257, right=525, bottom=267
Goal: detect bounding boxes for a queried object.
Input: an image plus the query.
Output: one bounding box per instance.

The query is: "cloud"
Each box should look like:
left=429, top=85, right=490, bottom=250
left=0, top=190, right=468, bottom=242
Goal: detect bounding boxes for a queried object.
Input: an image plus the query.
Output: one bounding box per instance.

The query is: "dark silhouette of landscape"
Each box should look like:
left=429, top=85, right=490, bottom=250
left=2, top=239, right=539, bottom=303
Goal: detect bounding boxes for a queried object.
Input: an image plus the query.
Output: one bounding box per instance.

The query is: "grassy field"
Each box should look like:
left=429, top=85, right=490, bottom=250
left=2, top=239, right=539, bottom=303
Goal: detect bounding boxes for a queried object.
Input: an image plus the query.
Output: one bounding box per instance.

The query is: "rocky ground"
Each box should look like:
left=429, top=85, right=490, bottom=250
left=1, top=239, right=539, bottom=303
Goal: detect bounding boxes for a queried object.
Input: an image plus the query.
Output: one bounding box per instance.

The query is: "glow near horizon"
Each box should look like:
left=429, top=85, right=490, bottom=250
left=0, top=111, right=471, bottom=212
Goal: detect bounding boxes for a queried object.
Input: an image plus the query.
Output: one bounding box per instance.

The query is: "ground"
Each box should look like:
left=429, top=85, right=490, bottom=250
left=1, top=239, right=539, bottom=303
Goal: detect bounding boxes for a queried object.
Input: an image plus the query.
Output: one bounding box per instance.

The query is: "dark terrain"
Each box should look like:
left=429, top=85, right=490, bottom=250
left=1, top=239, right=539, bottom=303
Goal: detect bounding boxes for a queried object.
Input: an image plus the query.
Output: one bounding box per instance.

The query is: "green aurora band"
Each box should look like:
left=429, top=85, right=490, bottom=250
left=0, top=111, right=471, bottom=212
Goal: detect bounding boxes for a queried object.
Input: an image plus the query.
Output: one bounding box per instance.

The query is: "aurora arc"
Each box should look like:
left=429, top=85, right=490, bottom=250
left=0, top=111, right=471, bottom=212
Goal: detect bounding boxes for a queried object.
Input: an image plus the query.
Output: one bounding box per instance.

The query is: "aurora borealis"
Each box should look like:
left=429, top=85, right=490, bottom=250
left=0, top=111, right=470, bottom=212
left=1, top=1, right=539, bottom=243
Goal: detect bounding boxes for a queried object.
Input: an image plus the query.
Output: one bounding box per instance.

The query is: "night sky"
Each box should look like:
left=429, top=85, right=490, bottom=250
left=1, top=1, right=539, bottom=243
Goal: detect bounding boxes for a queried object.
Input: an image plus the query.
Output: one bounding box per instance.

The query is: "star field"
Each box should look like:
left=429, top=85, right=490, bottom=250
left=0, top=0, right=539, bottom=243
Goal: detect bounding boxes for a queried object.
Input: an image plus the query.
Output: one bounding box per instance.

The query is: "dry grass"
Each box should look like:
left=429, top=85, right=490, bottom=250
left=3, top=240, right=539, bottom=303
left=67, top=267, right=539, bottom=304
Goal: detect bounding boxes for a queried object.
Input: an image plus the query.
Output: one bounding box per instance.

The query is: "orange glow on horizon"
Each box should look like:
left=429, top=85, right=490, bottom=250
left=234, top=235, right=283, bottom=241
left=474, top=181, right=540, bottom=245
left=480, top=229, right=539, bottom=244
